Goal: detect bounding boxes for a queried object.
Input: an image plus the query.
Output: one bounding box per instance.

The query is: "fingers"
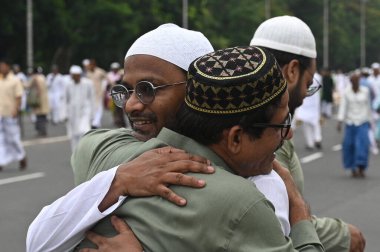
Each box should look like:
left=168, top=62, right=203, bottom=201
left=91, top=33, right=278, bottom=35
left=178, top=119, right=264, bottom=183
left=155, top=146, right=186, bottom=154
left=153, top=146, right=211, bottom=165
left=163, top=173, right=206, bottom=188
left=110, top=215, right=129, bottom=233
left=85, top=231, right=105, bottom=247
left=348, top=224, right=366, bottom=252
left=157, top=185, right=187, bottom=206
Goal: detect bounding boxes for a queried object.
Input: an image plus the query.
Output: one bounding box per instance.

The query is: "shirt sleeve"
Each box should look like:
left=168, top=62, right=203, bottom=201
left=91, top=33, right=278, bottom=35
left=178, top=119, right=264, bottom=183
left=228, top=200, right=324, bottom=252
left=311, top=216, right=350, bottom=252
left=248, top=171, right=291, bottom=236
left=26, top=166, right=126, bottom=252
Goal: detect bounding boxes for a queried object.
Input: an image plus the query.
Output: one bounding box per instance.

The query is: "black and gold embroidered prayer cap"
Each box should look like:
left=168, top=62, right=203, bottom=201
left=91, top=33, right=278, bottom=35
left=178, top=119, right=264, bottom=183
left=185, top=46, right=287, bottom=115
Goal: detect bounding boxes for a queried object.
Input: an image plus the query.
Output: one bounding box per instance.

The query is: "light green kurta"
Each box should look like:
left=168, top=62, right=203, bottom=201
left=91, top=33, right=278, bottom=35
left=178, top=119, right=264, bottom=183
left=72, top=128, right=323, bottom=252
left=276, top=140, right=350, bottom=252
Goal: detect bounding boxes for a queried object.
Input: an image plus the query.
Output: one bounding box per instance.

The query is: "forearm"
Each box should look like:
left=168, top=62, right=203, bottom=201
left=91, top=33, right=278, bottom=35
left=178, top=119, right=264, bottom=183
left=26, top=167, right=126, bottom=252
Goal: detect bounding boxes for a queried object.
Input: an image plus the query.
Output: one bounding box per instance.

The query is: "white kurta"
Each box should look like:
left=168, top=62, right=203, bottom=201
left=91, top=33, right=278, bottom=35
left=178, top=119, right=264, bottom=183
left=295, top=73, right=321, bottom=126
left=46, top=73, right=65, bottom=123
left=65, top=77, right=95, bottom=149
left=26, top=169, right=290, bottom=251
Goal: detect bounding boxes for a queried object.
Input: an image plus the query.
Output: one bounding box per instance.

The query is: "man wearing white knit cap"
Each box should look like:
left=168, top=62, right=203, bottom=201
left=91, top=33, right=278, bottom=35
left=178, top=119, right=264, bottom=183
left=27, top=24, right=217, bottom=252
left=64, top=65, right=95, bottom=151
left=251, top=15, right=365, bottom=252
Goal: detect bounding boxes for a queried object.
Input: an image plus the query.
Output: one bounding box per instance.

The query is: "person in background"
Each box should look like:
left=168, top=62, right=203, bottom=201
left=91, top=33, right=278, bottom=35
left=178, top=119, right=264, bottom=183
left=106, top=62, right=126, bottom=127
left=46, top=64, right=65, bottom=124
left=64, top=65, right=95, bottom=151
left=0, top=59, right=27, bottom=171
left=295, top=71, right=322, bottom=150
left=12, top=64, right=28, bottom=111
left=86, top=59, right=107, bottom=129
left=337, top=72, right=372, bottom=178
left=321, top=68, right=335, bottom=119
left=359, top=67, right=379, bottom=155
left=368, top=62, right=380, bottom=148
left=28, top=67, right=50, bottom=137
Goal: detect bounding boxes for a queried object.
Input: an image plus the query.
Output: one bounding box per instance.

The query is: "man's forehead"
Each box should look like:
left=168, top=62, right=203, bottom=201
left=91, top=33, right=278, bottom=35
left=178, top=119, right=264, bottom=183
left=123, top=55, right=186, bottom=85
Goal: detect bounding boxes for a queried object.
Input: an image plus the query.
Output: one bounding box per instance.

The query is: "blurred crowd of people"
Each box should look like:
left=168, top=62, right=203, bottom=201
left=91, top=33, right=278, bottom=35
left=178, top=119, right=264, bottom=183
left=294, top=64, right=380, bottom=177
left=0, top=58, right=127, bottom=171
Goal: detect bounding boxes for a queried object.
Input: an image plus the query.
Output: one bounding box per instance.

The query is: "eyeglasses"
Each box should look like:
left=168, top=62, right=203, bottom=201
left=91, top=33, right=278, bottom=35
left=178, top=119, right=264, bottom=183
left=248, top=113, right=292, bottom=139
left=110, top=81, right=186, bottom=107
left=306, top=74, right=322, bottom=97
left=302, top=67, right=322, bottom=97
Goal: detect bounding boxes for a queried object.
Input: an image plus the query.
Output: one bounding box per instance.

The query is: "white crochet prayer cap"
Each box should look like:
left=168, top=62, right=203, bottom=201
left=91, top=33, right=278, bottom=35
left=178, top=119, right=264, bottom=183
left=125, top=23, right=214, bottom=71
left=82, top=59, right=90, bottom=66
left=250, top=16, right=317, bottom=58
left=371, top=62, right=380, bottom=69
left=69, top=65, right=83, bottom=75
left=110, top=62, right=120, bottom=69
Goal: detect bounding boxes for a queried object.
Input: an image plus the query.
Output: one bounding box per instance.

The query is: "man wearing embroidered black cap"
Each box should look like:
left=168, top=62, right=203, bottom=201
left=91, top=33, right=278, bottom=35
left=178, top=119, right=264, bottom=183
left=70, top=45, right=324, bottom=251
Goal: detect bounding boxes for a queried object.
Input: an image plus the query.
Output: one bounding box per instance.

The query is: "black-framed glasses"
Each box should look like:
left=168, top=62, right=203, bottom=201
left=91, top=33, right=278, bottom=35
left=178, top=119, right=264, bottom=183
left=249, top=113, right=292, bottom=139
left=110, top=80, right=186, bottom=107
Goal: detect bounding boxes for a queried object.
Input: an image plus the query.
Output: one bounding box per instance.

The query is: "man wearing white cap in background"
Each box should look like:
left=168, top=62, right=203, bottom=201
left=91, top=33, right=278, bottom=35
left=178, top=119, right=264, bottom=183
left=250, top=15, right=365, bottom=252
left=65, top=65, right=95, bottom=151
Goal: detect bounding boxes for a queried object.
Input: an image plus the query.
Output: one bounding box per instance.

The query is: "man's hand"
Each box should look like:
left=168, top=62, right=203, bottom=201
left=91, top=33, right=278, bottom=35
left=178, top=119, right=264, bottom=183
left=272, top=160, right=311, bottom=226
left=99, top=146, right=215, bottom=211
left=79, top=216, right=142, bottom=252
left=348, top=224, right=366, bottom=252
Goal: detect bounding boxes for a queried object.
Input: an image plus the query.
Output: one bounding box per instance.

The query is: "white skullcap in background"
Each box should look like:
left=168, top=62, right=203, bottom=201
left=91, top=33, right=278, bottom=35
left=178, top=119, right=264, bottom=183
left=82, top=59, right=90, bottom=66
left=70, top=65, right=83, bottom=75
left=125, top=23, right=214, bottom=71
left=250, top=16, right=317, bottom=58
left=371, top=62, right=380, bottom=69
left=110, top=62, right=120, bottom=69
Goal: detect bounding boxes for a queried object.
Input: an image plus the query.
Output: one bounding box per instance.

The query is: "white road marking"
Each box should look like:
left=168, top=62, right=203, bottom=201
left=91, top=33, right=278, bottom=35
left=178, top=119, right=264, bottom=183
left=332, top=144, right=342, bottom=151
left=0, top=172, right=45, bottom=186
left=300, top=152, right=323, bottom=164
left=22, top=135, right=69, bottom=147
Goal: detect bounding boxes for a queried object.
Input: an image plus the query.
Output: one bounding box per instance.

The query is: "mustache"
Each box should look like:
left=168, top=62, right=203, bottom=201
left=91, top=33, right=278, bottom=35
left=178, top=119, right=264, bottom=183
left=128, top=111, right=158, bottom=122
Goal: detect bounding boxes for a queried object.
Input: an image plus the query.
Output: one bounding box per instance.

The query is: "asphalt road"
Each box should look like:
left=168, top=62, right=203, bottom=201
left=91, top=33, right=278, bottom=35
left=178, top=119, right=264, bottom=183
left=0, top=111, right=379, bottom=252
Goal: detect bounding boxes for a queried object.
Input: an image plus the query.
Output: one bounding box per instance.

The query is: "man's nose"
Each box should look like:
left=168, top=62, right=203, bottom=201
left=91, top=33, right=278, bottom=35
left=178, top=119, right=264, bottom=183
left=285, top=128, right=294, bottom=140
left=124, top=92, right=145, bottom=113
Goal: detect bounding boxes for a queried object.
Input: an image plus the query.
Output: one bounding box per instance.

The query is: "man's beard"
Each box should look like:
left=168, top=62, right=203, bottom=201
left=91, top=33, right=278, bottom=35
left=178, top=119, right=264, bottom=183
left=288, top=80, right=305, bottom=115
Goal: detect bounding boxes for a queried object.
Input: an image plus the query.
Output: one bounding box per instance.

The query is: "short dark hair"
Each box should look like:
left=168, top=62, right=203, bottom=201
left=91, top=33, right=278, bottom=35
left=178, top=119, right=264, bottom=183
left=257, top=46, right=312, bottom=74
left=175, top=93, right=283, bottom=145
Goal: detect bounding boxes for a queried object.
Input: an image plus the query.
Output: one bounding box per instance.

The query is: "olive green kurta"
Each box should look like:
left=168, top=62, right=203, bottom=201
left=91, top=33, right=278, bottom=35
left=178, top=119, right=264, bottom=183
left=72, top=128, right=323, bottom=252
left=276, top=140, right=350, bottom=252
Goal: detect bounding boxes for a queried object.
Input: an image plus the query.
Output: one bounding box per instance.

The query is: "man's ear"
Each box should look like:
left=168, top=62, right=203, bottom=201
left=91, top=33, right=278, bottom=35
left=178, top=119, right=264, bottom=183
left=282, top=59, right=301, bottom=89
left=226, top=125, right=244, bottom=154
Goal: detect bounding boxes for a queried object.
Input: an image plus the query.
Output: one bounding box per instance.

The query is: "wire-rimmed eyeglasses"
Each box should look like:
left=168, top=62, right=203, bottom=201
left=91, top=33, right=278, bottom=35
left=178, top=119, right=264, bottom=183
left=303, top=68, right=322, bottom=97
left=248, top=113, right=292, bottom=139
left=110, top=81, right=186, bottom=107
